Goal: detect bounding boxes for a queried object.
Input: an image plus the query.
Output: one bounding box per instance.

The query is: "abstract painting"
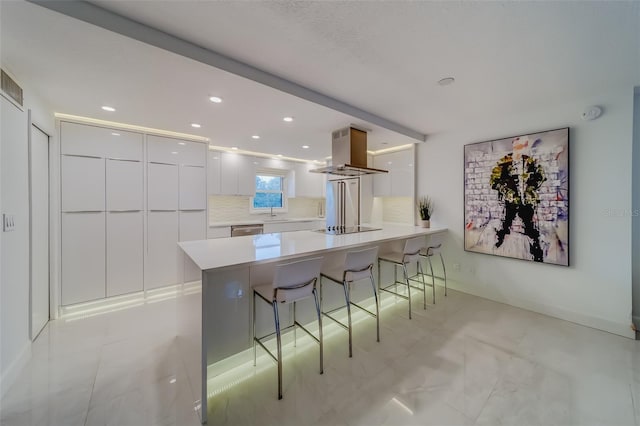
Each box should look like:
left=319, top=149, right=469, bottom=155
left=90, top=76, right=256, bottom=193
left=464, top=128, right=569, bottom=266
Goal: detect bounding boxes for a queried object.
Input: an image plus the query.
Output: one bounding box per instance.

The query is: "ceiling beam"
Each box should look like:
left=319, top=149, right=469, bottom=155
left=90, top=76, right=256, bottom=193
left=28, top=0, right=427, bottom=142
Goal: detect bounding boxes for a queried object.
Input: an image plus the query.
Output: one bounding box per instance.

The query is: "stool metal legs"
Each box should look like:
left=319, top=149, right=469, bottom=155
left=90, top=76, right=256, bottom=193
left=342, top=281, right=353, bottom=357
left=273, top=301, right=283, bottom=399
left=370, top=274, right=380, bottom=342
left=312, top=288, right=323, bottom=374
left=440, top=253, right=448, bottom=296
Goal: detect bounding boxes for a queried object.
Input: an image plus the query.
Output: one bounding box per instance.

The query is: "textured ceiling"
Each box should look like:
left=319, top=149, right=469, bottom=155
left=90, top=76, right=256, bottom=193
left=2, top=1, right=639, bottom=160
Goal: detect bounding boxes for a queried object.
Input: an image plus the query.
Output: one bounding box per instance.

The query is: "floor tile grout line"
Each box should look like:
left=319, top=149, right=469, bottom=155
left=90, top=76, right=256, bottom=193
left=630, top=383, right=638, bottom=426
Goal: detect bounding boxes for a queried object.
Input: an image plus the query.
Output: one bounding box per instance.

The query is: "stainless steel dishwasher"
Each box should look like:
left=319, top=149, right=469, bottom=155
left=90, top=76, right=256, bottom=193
left=230, top=224, right=264, bottom=237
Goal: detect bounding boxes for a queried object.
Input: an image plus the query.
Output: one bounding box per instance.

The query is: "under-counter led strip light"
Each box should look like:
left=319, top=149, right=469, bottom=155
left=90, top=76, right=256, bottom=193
left=205, top=291, right=420, bottom=399
left=55, top=113, right=210, bottom=143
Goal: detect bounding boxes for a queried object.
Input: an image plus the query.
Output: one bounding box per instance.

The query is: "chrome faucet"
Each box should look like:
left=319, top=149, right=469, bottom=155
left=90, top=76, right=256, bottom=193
left=270, top=207, right=277, bottom=217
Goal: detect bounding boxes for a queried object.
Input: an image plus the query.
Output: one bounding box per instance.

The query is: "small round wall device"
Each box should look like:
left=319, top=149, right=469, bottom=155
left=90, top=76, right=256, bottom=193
left=581, top=105, right=602, bottom=121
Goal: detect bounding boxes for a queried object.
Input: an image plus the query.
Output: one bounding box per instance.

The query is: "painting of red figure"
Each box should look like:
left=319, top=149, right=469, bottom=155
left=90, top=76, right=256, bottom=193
left=464, top=128, right=569, bottom=266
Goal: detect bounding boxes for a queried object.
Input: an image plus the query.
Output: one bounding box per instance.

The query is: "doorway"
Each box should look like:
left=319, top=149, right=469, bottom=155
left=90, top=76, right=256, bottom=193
left=30, top=121, right=49, bottom=340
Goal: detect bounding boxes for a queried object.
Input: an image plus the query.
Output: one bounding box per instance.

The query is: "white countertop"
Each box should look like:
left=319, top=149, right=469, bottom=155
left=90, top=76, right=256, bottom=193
left=179, top=224, right=447, bottom=271
left=209, top=217, right=324, bottom=227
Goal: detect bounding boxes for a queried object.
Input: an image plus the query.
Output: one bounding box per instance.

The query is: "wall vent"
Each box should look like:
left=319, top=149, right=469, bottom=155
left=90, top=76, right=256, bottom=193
left=1, top=69, right=23, bottom=107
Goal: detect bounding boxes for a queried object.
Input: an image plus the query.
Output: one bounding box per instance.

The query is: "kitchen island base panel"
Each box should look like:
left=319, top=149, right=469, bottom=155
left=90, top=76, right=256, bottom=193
left=177, top=225, right=447, bottom=424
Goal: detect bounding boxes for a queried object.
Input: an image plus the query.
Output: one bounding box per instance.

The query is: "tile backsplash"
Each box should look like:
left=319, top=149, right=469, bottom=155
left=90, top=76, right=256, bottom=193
left=379, top=196, right=414, bottom=224
left=209, top=196, right=324, bottom=223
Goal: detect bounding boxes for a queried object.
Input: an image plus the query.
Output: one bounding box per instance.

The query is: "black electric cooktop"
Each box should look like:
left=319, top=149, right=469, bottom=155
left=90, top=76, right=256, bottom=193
left=314, top=226, right=381, bottom=235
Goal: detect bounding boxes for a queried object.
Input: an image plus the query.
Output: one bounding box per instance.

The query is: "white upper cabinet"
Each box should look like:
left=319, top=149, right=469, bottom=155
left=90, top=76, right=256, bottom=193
left=180, top=166, right=206, bottom=210
left=220, top=152, right=256, bottom=196
left=207, top=150, right=222, bottom=195
left=148, top=135, right=206, bottom=166
left=61, top=155, right=105, bottom=212
left=61, top=121, right=142, bottom=160
left=373, top=155, right=392, bottom=197
left=372, top=148, right=414, bottom=197
left=148, top=163, right=179, bottom=210
left=106, top=159, right=143, bottom=211
left=292, top=162, right=324, bottom=198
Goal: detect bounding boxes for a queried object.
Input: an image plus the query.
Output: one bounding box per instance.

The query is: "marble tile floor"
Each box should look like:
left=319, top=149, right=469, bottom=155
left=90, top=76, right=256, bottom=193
left=2, top=286, right=640, bottom=426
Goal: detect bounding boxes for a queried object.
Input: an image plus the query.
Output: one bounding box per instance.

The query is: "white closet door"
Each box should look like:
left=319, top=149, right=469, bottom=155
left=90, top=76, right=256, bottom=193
left=61, top=155, right=105, bottom=212
left=106, top=159, right=143, bottom=211
left=61, top=212, right=106, bottom=305
left=146, top=211, right=180, bottom=289
left=148, top=163, right=178, bottom=211
left=107, top=212, right=143, bottom=297
left=180, top=166, right=206, bottom=210
left=180, top=210, right=206, bottom=283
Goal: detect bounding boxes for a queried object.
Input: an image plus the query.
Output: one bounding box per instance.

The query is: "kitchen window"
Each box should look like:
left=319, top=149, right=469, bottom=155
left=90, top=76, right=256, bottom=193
left=251, top=172, right=288, bottom=212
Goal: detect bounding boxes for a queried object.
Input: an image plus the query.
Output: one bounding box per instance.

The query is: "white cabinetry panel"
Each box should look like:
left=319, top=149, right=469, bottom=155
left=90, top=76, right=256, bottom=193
left=373, top=155, right=392, bottom=197
left=220, top=152, right=256, bottom=196
left=180, top=166, right=206, bottom=210
left=107, top=212, right=143, bottom=297
left=207, top=151, right=221, bottom=195
left=148, top=135, right=206, bottom=166
left=293, top=162, right=324, bottom=198
left=207, top=226, right=231, bottom=239
left=179, top=140, right=206, bottom=167
left=106, top=159, right=143, bottom=211
left=372, top=148, right=414, bottom=197
left=146, top=211, right=180, bottom=289
left=61, top=155, right=105, bottom=212
left=148, top=163, right=178, bottom=211
left=61, top=212, right=106, bottom=305
left=61, top=121, right=143, bottom=160
left=180, top=210, right=206, bottom=283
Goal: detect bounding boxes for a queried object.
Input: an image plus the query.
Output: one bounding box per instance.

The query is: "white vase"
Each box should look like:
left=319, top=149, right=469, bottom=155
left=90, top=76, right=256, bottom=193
left=420, top=219, right=430, bottom=228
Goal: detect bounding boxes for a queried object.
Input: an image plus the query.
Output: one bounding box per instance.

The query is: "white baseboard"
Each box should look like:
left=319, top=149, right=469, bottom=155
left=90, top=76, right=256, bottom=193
left=0, top=341, right=31, bottom=399
left=446, top=281, right=635, bottom=339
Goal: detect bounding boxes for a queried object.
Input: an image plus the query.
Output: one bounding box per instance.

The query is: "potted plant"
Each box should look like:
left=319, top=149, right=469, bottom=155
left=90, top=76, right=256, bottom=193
left=417, top=196, right=433, bottom=228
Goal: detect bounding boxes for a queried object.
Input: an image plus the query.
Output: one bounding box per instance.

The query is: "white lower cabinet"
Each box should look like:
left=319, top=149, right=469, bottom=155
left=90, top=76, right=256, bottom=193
left=107, top=211, right=143, bottom=297
left=146, top=211, right=181, bottom=290
left=207, top=226, right=231, bottom=239
left=61, top=212, right=106, bottom=305
left=179, top=210, right=206, bottom=283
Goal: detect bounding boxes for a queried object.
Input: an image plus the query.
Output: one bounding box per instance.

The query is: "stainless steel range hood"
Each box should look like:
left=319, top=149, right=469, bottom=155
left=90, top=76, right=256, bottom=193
left=310, top=127, right=389, bottom=176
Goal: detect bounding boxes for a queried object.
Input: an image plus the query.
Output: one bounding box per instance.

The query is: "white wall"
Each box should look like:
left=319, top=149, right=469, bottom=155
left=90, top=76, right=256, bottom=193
left=417, top=87, right=635, bottom=338
left=0, top=78, right=54, bottom=396
left=632, top=90, right=640, bottom=326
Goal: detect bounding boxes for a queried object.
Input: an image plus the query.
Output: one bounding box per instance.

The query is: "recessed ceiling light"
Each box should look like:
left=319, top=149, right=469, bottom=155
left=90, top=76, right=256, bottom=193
left=209, top=96, right=222, bottom=103
left=231, top=147, right=238, bottom=150
left=178, top=142, right=186, bottom=145
left=171, top=151, right=178, bottom=155
left=277, top=154, right=283, bottom=157
left=283, top=116, right=294, bottom=122
left=191, top=123, right=201, bottom=128
left=437, top=77, right=455, bottom=86
left=302, top=145, right=309, bottom=149
left=101, top=106, right=116, bottom=112
left=111, top=132, right=120, bottom=136
left=252, top=135, right=260, bottom=139
left=253, top=161, right=259, bottom=165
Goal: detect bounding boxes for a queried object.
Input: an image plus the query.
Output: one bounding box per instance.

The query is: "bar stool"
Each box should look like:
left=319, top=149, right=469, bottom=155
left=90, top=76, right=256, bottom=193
left=252, top=257, right=324, bottom=400
left=378, top=236, right=429, bottom=319
left=420, top=232, right=447, bottom=297
left=320, top=246, right=380, bottom=358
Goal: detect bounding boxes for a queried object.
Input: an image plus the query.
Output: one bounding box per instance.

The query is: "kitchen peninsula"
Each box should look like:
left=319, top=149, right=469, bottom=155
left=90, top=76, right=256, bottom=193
left=178, top=224, right=447, bottom=423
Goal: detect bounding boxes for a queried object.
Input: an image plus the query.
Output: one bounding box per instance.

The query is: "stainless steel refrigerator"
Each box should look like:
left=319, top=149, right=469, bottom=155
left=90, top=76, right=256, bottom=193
left=325, top=177, right=360, bottom=230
